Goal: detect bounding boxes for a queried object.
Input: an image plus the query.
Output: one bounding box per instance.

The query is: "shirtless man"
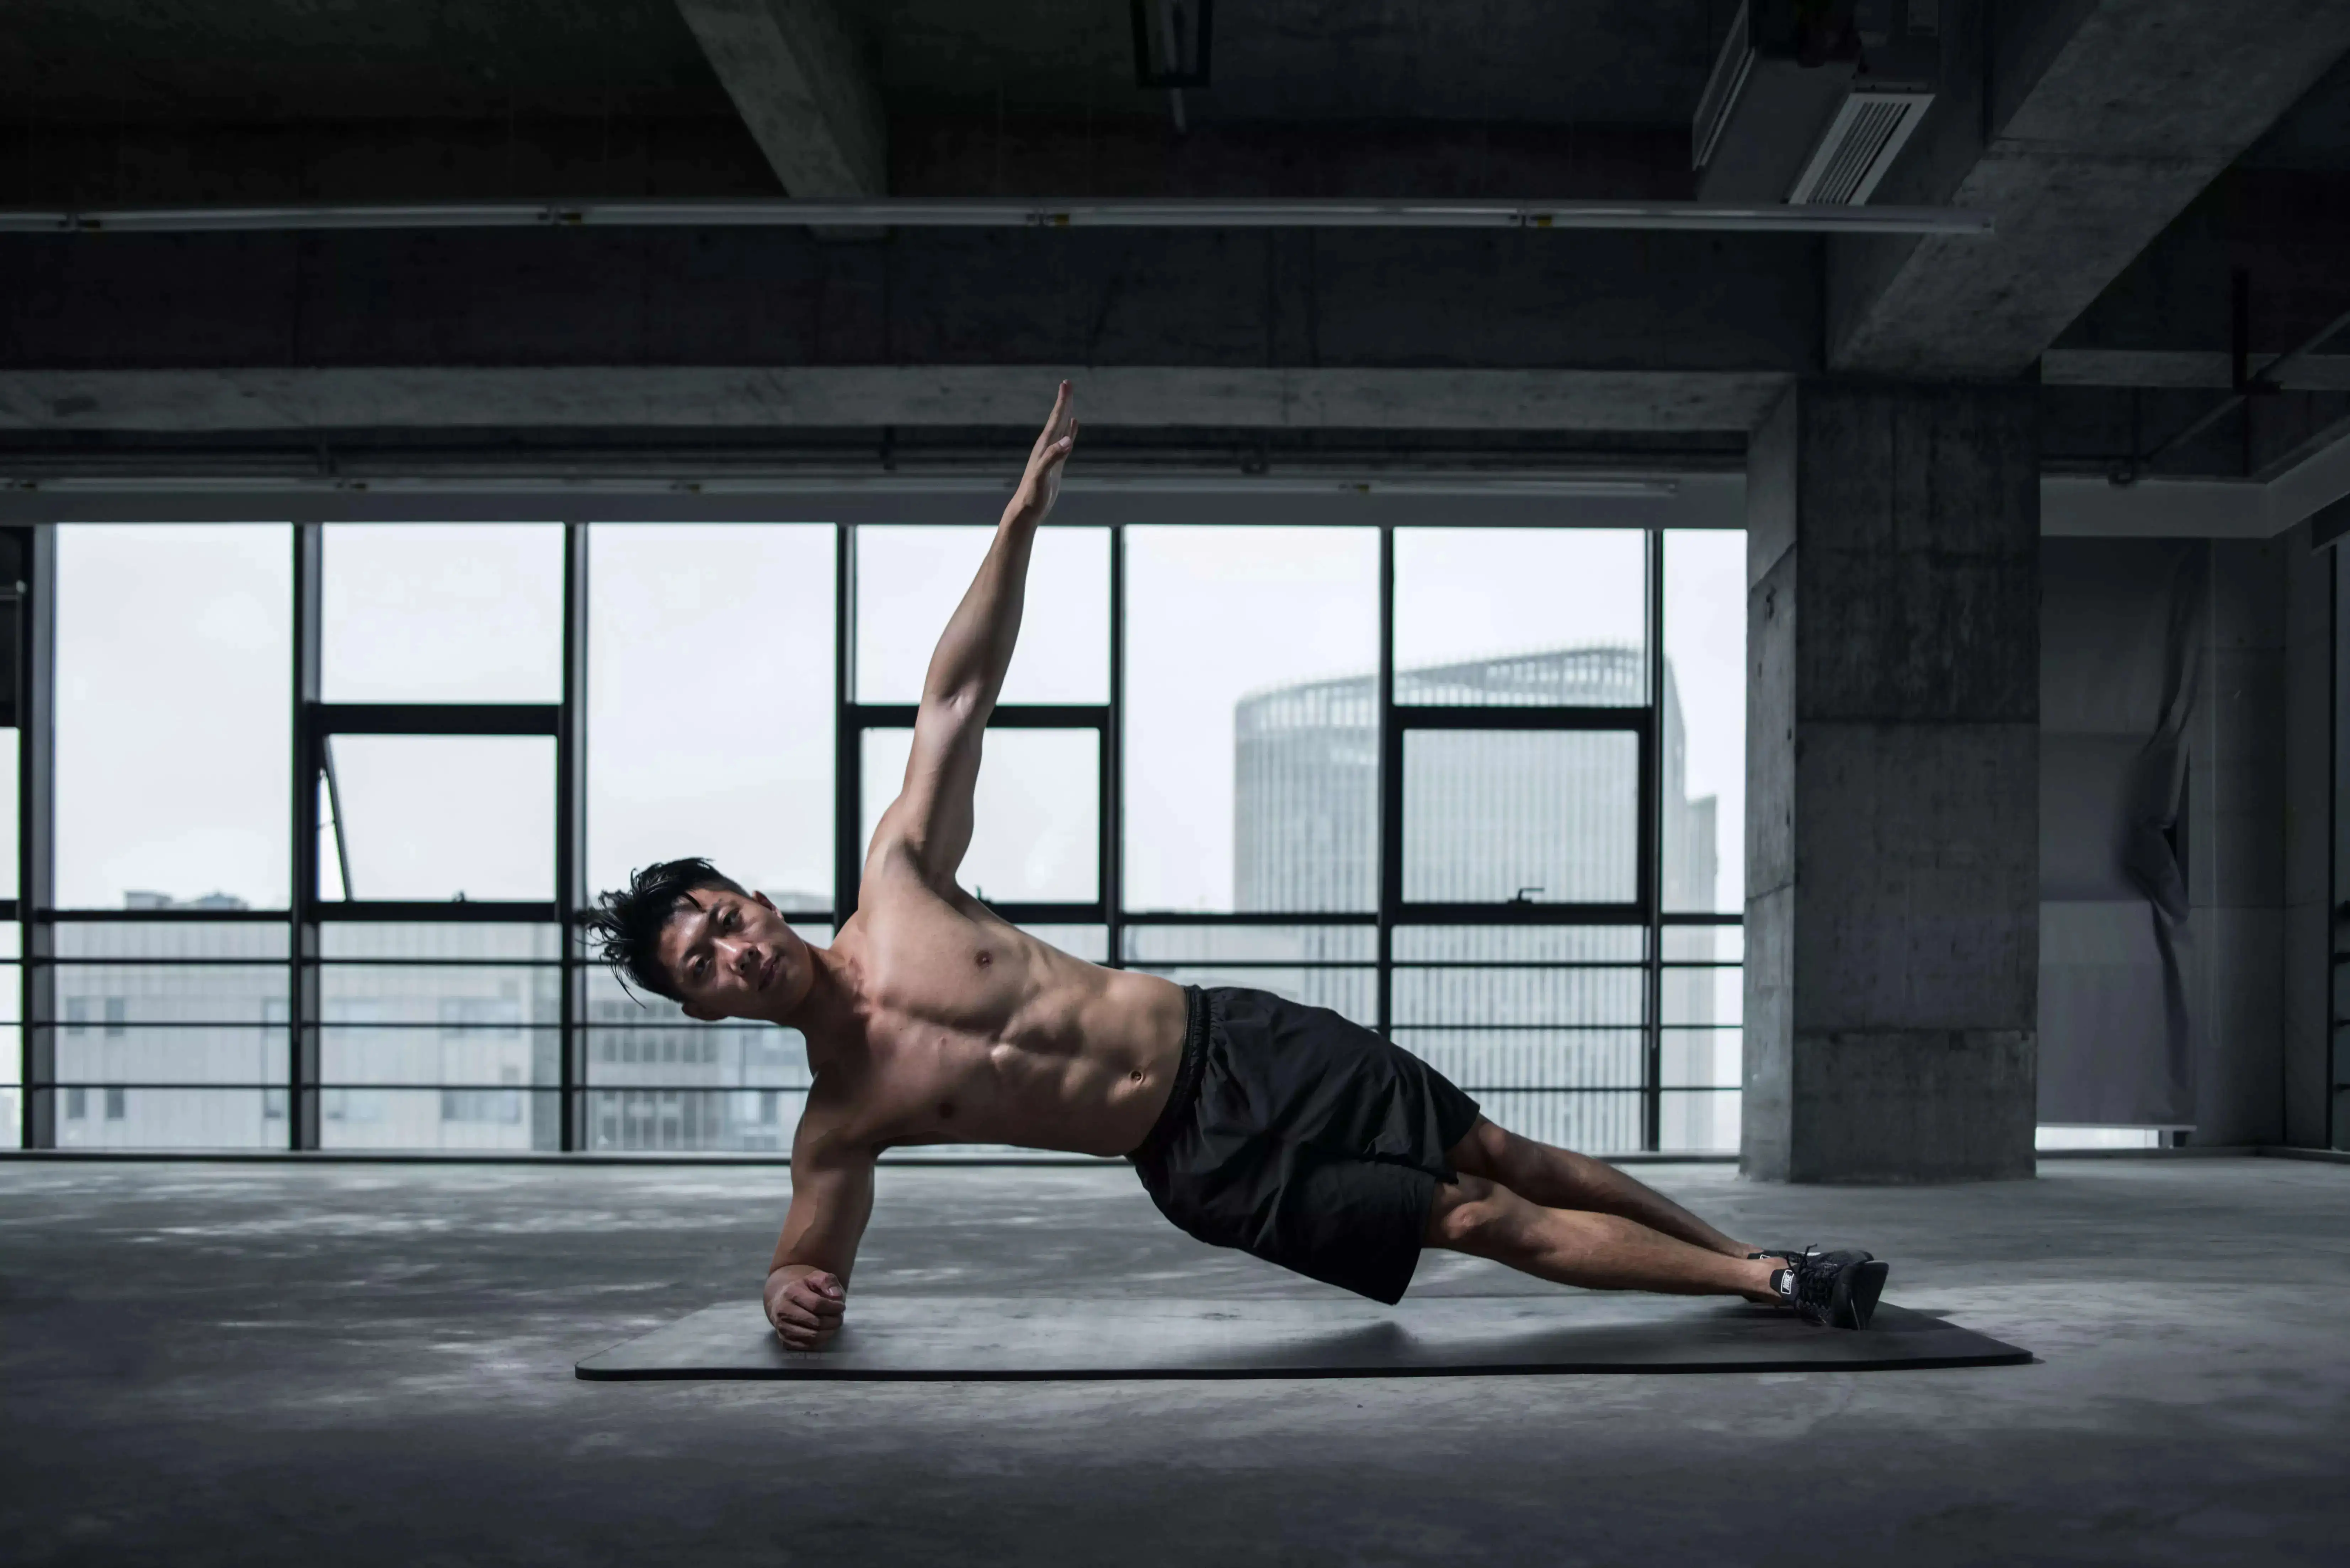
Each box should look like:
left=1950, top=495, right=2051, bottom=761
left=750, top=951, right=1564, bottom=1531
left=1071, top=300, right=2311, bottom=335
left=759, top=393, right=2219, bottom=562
left=587, top=382, right=1889, bottom=1350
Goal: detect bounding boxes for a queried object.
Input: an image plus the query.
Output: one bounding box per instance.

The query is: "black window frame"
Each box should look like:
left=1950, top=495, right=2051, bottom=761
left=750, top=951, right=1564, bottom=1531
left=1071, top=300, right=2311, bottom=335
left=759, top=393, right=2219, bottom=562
left=10, top=510, right=1745, bottom=1155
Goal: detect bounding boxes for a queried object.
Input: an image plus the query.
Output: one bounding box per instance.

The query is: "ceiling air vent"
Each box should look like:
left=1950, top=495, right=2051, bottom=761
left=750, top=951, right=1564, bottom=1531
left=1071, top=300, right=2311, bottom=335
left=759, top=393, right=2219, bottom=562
left=1690, top=1, right=1938, bottom=205
left=1786, top=88, right=1933, bottom=205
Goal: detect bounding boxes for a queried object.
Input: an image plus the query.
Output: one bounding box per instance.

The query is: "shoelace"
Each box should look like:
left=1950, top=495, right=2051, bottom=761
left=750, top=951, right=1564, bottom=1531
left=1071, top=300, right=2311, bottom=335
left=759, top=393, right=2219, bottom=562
left=1779, top=1246, right=1837, bottom=1314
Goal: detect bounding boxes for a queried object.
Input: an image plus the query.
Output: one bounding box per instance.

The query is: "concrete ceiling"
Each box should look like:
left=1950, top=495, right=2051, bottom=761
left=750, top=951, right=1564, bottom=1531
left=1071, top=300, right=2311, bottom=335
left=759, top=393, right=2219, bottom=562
left=0, top=0, right=729, bottom=122
left=0, top=0, right=1719, bottom=127
left=3, top=0, right=2350, bottom=505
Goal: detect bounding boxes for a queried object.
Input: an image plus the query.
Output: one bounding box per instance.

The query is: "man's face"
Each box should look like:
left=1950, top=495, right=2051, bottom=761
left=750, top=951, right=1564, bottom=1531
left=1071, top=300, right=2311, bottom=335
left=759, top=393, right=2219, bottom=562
left=655, top=888, right=812, bottom=1022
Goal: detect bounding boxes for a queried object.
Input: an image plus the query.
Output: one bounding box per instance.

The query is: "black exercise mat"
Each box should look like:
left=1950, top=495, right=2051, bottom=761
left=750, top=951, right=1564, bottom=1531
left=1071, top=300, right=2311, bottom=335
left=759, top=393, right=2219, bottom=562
left=576, top=1295, right=2030, bottom=1381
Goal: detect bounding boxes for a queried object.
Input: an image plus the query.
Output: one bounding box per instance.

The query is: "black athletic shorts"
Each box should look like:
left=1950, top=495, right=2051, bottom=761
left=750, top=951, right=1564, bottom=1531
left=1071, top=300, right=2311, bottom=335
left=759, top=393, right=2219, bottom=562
left=1128, top=986, right=1484, bottom=1306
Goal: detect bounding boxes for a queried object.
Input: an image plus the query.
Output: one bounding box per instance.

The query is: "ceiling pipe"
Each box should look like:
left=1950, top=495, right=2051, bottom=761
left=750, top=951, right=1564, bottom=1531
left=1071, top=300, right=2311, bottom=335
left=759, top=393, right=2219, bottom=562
left=0, top=197, right=1992, bottom=237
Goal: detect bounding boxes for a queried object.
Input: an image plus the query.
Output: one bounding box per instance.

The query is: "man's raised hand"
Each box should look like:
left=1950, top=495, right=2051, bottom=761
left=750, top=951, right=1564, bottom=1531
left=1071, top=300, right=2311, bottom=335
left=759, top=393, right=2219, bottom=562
left=765, top=1265, right=847, bottom=1351
left=1009, top=380, right=1079, bottom=524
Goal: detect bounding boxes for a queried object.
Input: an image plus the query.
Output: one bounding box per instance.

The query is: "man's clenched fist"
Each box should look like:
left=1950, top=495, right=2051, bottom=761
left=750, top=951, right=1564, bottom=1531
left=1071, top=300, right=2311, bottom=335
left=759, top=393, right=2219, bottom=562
left=765, top=1266, right=846, bottom=1350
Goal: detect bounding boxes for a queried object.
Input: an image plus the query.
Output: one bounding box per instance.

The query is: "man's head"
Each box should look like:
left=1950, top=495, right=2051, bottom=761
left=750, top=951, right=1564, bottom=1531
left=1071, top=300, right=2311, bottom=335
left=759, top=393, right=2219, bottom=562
left=587, top=857, right=815, bottom=1022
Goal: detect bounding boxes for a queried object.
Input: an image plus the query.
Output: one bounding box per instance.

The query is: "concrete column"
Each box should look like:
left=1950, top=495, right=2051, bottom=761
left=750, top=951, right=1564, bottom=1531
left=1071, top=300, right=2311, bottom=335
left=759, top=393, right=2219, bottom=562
left=1743, top=382, right=2041, bottom=1183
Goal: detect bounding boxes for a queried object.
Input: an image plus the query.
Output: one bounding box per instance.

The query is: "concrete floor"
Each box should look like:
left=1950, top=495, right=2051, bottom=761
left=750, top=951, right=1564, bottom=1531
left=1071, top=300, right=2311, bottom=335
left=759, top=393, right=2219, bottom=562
left=2, top=1156, right=2345, bottom=1566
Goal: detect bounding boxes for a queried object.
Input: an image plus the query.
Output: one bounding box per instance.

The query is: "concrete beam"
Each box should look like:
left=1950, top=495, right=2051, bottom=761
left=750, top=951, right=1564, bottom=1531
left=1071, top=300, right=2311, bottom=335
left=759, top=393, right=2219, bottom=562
left=673, top=0, right=885, bottom=197
left=2042, top=351, right=2350, bottom=392
left=2270, top=416, right=2350, bottom=533
left=0, top=365, right=1790, bottom=434
left=1830, top=1, right=2350, bottom=377
left=0, top=226, right=1822, bottom=380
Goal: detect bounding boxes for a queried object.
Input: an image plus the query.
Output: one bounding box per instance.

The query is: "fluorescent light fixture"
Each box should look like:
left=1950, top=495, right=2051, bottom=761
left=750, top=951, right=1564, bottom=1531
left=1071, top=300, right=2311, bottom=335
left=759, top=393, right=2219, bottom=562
left=0, top=198, right=1992, bottom=237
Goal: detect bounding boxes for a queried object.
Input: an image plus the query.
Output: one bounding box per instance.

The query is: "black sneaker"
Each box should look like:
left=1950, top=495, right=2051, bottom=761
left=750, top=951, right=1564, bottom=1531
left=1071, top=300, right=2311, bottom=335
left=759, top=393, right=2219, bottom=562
left=1776, top=1247, right=1889, bottom=1330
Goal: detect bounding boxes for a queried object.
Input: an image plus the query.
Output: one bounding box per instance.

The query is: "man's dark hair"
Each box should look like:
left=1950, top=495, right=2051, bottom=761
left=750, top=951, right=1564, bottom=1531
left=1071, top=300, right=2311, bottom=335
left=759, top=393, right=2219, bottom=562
left=587, top=857, right=747, bottom=1003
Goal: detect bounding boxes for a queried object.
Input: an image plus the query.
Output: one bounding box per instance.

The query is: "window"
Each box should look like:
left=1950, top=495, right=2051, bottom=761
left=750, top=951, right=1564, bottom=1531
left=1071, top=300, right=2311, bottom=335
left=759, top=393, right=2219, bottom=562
left=320, top=735, right=555, bottom=902
left=52, top=921, right=290, bottom=1151
left=27, top=513, right=1746, bottom=1157
left=319, top=924, right=560, bottom=1152
left=859, top=728, right=1099, bottom=904
left=1124, top=527, right=1379, bottom=913
left=323, top=525, right=563, bottom=703
left=56, top=525, right=291, bottom=909
left=1394, top=529, right=1647, bottom=706
left=1662, top=530, right=1745, bottom=914
left=1401, top=729, right=1640, bottom=905
left=588, top=525, right=835, bottom=910
left=856, top=526, right=1108, bottom=704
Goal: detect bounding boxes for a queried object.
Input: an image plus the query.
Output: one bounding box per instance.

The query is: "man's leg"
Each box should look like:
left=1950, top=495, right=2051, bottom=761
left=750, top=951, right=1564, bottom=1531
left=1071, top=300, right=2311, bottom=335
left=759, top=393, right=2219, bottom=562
left=1424, top=1173, right=1779, bottom=1300
left=1446, top=1117, right=1756, bottom=1259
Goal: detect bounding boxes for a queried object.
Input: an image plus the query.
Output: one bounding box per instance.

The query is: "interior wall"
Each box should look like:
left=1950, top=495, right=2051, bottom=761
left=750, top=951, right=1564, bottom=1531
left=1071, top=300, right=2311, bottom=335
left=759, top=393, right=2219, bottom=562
left=2192, top=535, right=2293, bottom=1145
left=2282, top=522, right=2337, bottom=1147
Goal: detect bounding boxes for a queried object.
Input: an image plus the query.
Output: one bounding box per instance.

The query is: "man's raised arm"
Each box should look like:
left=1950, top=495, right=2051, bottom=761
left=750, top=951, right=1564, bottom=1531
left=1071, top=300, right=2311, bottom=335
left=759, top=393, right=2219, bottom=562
left=874, top=382, right=1079, bottom=884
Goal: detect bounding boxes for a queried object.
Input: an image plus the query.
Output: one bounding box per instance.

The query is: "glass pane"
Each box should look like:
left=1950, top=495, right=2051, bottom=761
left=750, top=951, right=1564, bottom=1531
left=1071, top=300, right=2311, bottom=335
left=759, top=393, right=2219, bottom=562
left=320, top=965, right=558, bottom=1026
left=589, top=524, right=835, bottom=911
left=1125, top=526, right=1379, bottom=913
left=0, top=729, right=16, bottom=899
left=321, top=524, right=563, bottom=702
left=0, top=1026, right=17, bottom=1150
left=1660, top=925, right=1742, bottom=963
left=1661, top=966, right=1742, bottom=1027
left=1660, top=1090, right=1740, bottom=1154
left=56, top=922, right=288, bottom=960
left=1663, top=529, right=1746, bottom=912
left=1394, top=1028, right=1645, bottom=1091
left=323, top=735, right=553, bottom=902
left=587, top=1023, right=810, bottom=1090
left=0, top=928, right=14, bottom=1147
left=1121, top=925, right=1376, bottom=964
left=856, top=525, right=1108, bottom=703
left=1392, top=926, right=1643, bottom=962
left=318, top=1088, right=558, bottom=1152
left=1394, top=529, right=1646, bottom=706
left=585, top=1088, right=808, bottom=1153
left=860, top=728, right=1098, bottom=903
left=1662, top=1027, right=1742, bottom=1088
left=58, top=1029, right=288, bottom=1086
left=1402, top=730, right=1638, bottom=904
left=54, top=1087, right=276, bottom=1150
left=1392, top=967, right=1645, bottom=1027
left=56, top=964, right=289, bottom=1022
left=57, top=524, right=291, bottom=909
left=321, top=1028, right=555, bottom=1088
left=319, top=923, right=559, bottom=960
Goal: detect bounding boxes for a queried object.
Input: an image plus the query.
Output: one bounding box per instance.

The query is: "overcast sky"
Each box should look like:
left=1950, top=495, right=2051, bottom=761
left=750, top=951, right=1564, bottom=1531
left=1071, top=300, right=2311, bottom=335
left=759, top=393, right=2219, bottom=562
left=52, top=518, right=1745, bottom=920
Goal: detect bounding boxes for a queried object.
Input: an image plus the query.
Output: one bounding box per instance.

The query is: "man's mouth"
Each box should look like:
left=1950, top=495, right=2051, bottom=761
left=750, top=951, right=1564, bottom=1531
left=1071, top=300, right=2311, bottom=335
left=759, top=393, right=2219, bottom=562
left=758, top=952, right=780, bottom=992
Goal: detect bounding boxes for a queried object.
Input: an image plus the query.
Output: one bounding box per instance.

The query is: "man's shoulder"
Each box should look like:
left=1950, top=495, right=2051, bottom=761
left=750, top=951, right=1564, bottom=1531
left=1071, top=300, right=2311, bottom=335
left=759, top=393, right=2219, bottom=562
left=790, top=1081, right=877, bottom=1171
left=848, top=858, right=985, bottom=938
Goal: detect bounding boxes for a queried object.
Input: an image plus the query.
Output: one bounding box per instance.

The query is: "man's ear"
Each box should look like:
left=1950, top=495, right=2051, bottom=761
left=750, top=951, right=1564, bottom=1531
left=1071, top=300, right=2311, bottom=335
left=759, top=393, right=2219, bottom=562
left=752, top=889, right=778, bottom=914
left=682, top=1001, right=720, bottom=1022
